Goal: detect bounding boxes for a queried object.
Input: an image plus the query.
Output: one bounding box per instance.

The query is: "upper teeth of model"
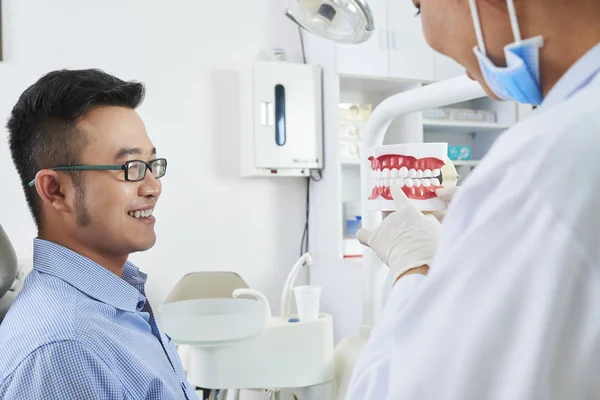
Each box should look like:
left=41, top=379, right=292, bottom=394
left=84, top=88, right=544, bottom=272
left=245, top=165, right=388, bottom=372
left=128, top=209, right=153, bottom=218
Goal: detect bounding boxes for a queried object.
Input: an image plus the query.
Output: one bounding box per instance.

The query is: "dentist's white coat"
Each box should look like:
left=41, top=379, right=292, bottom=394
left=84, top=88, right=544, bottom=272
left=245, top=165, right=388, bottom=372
left=347, top=43, right=600, bottom=399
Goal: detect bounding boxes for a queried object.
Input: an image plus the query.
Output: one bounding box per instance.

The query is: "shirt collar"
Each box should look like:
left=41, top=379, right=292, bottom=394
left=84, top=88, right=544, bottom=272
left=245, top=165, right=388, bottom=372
left=541, top=42, right=600, bottom=109
left=33, top=238, right=147, bottom=312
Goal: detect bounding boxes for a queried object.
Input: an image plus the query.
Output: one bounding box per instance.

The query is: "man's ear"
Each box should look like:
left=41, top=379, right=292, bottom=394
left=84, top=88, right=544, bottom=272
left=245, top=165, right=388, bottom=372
left=34, top=170, right=74, bottom=215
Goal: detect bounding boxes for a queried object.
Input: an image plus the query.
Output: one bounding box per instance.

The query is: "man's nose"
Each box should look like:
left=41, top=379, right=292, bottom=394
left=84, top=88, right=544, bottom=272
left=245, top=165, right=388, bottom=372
left=139, top=172, right=162, bottom=198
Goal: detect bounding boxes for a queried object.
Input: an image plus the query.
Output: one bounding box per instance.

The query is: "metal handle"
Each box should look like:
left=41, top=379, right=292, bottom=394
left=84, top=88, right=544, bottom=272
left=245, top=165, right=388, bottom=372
left=260, top=102, right=274, bottom=126
left=378, top=29, right=388, bottom=49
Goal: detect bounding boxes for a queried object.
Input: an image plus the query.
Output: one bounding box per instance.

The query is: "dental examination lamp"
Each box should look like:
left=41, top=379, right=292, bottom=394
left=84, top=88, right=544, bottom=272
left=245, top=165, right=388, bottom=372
left=0, top=224, right=18, bottom=324
left=285, top=0, right=375, bottom=44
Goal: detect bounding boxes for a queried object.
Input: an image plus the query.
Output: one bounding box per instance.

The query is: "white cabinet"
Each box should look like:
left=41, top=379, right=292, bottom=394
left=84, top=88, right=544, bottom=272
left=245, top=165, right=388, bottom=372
left=336, top=0, right=437, bottom=81
left=336, top=0, right=388, bottom=77
left=387, top=0, right=434, bottom=81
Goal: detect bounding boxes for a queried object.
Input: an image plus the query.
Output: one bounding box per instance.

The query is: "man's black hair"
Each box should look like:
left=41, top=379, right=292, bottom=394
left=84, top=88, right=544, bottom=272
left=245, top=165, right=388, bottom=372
left=7, top=69, right=145, bottom=230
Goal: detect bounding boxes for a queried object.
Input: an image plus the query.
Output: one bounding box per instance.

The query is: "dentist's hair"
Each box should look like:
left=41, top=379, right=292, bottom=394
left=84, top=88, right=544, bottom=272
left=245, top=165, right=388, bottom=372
left=7, top=69, right=145, bottom=230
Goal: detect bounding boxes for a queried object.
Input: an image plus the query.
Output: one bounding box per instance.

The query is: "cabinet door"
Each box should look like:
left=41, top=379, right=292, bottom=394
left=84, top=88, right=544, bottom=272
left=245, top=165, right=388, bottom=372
left=335, top=0, right=388, bottom=78
left=434, top=52, right=465, bottom=81
left=387, top=0, right=434, bottom=81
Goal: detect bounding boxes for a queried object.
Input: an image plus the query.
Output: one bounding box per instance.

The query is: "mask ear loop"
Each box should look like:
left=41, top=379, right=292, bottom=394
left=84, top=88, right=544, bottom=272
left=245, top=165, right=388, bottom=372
left=468, top=0, right=487, bottom=54
left=506, top=0, right=522, bottom=43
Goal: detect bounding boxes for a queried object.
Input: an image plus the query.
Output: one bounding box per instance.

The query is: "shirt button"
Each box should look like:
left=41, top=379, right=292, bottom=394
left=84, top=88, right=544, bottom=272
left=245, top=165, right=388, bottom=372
left=137, top=301, right=144, bottom=310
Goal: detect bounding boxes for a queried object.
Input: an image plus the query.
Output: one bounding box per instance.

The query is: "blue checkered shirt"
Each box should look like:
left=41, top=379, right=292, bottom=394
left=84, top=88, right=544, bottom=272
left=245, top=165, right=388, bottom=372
left=0, top=239, right=199, bottom=399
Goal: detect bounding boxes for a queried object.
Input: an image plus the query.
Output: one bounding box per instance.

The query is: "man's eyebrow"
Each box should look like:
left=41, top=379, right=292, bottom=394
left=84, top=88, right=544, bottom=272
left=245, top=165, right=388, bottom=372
left=114, top=147, right=156, bottom=161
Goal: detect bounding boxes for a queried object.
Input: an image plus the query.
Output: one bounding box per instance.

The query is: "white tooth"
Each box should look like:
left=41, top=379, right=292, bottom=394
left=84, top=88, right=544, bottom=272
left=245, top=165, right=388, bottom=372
left=390, top=168, right=399, bottom=179
left=375, top=170, right=382, bottom=179
left=433, top=169, right=441, bottom=177
left=383, top=178, right=390, bottom=186
left=134, top=211, right=141, bottom=218
left=382, top=168, right=390, bottom=178
left=404, top=178, right=413, bottom=188
left=416, top=170, right=423, bottom=178
left=424, top=169, right=432, bottom=178
left=148, top=209, right=153, bottom=216
left=399, top=167, right=408, bottom=178
left=422, top=179, right=431, bottom=187
left=431, top=178, right=440, bottom=186
left=408, top=169, right=416, bottom=178
left=396, top=178, right=404, bottom=187
left=371, top=169, right=379, bottom=179
left=413, top=179, right=421, bottom=187
left=143, top=210, right=149, bottom=217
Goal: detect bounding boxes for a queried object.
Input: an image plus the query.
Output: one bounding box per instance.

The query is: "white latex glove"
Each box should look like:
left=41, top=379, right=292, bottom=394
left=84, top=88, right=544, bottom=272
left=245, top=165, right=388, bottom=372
left=431, top=186, right=460, bottom=222
left=357, top=186, right=443, bottom=281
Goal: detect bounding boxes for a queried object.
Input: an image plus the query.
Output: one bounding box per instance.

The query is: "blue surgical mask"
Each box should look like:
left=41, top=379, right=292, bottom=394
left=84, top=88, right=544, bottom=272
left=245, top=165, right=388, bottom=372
left=468, top=0, right=544, bottom=105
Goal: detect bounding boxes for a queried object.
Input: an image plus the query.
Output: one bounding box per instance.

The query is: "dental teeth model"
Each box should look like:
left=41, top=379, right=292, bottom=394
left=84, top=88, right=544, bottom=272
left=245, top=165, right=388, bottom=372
left=367, top=143, right=459, bottom=212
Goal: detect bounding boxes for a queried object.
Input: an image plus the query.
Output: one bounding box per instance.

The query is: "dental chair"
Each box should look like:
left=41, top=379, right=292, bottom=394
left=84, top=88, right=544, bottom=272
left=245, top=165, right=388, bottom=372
left=0, top=224, right=18, bottom=324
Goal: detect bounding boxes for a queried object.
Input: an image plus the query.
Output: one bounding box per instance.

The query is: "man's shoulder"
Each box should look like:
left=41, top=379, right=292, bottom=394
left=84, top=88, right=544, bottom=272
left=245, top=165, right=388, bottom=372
left=0, top=270, right=104, bottom=379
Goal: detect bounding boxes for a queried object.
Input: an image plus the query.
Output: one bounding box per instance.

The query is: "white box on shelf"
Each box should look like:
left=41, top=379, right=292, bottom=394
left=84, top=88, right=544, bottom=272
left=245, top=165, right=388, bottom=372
left=339, top=121, right=365, bottom=141
left=448, top=108, right=496, bottom=123
left=339, top=141, right=361, bottom=163
left=422, top=108, right=450, bottom=120
left=338, top=103, right=372, bottom=121
left=342, top=238, right=363, bottom=258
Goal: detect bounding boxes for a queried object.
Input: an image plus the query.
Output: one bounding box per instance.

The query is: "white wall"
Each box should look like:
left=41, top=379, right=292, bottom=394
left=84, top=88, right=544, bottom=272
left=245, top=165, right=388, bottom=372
left=0, top=0, right=309, bottom=313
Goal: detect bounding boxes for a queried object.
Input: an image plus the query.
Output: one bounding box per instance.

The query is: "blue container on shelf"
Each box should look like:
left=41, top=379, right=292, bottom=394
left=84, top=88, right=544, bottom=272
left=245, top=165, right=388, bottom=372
left=345, top=216, right=362, bottom=238
left=448, top=145, right=471, bottom=161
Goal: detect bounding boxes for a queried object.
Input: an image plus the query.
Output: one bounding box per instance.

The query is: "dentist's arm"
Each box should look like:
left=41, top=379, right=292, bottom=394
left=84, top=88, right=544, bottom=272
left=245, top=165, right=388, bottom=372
left=346, top=187, right=449, bottom=399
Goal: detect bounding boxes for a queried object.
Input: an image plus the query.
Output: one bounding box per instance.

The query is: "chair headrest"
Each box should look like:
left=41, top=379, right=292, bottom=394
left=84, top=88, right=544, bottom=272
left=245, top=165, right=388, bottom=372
left=0, top=224, right=18, bottom=299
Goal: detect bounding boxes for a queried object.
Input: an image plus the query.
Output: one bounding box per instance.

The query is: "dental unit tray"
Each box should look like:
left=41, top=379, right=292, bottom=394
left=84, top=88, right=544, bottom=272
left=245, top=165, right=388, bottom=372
left=156, top=253, right=335, bottom=391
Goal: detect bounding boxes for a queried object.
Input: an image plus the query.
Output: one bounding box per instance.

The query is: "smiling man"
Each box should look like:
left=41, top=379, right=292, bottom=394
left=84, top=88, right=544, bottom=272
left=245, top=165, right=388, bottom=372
left=0, top=69, right=198, bottom=399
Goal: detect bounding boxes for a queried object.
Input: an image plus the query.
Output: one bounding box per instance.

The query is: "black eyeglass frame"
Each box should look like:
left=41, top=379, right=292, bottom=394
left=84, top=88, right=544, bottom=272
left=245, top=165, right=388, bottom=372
left=28, top=158, right=167, bottom=187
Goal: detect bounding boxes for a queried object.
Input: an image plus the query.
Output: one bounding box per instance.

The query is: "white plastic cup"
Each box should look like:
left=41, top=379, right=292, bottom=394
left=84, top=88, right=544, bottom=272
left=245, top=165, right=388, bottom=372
left=293, top=285, right=322, bottom=322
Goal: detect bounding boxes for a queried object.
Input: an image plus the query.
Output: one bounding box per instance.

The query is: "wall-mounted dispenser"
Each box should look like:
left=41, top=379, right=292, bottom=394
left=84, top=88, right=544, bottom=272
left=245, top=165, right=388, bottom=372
left=241, top=60, right=323, bottom=177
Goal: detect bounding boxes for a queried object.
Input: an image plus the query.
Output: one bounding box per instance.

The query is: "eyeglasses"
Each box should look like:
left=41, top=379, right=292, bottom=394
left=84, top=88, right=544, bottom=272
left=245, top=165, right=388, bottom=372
left=28, top=158, right=167, bottom=187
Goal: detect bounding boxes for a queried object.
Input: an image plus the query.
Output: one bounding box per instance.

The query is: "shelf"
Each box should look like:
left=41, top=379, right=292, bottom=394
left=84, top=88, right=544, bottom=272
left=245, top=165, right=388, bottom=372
left=339, top=74, right=421, bottom=94
left=423, top=119, right=511, bottom=133
left=340, top=159, right=361, bottom=166
left=453, top=160, right=479, bottom=167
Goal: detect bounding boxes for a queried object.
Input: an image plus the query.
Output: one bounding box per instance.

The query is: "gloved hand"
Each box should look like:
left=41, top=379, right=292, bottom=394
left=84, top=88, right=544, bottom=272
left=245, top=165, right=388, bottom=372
left=357, top=185, right=443, bottom=282
left=431, top=186, right=460, bottom=222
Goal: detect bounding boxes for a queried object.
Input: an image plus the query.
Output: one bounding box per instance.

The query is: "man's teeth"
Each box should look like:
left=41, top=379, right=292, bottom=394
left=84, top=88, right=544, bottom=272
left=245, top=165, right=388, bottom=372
left=128, top=209, right=153, bottom=218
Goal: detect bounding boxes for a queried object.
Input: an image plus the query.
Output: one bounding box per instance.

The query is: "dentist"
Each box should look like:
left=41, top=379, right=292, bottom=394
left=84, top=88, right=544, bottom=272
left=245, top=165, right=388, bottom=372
left=348, top=0, right=600, bottom=398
